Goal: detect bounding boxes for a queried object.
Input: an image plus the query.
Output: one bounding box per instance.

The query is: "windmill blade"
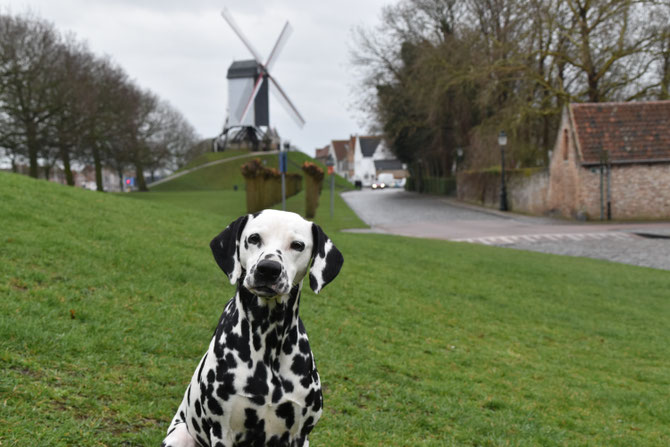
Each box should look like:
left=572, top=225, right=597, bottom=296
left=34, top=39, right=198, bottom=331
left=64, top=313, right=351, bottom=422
left=239, top=73, right=265, bottom=125
left=265, top=22, right=292, bottom=72
left=221, top=8, right=263, bottom=63
left=268, top=75, right=305, bottom=128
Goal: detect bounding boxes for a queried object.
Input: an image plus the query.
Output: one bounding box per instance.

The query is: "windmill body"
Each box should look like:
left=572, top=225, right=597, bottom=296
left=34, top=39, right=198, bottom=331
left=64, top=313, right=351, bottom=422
left=227, top=60, right=268, bottom=127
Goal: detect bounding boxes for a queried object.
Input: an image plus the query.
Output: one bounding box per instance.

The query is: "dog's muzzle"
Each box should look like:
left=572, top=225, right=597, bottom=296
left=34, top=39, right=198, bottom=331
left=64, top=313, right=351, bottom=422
left=247, top=259, right=287, bottom=296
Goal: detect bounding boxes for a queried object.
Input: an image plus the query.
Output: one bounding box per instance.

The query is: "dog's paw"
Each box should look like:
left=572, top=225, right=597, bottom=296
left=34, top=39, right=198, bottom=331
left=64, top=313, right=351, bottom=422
left=161, top=423, right=196, bottom=447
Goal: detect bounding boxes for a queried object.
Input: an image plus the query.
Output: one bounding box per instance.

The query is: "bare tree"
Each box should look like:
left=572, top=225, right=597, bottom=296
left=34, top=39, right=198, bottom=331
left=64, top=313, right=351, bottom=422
left=46, top=37, right=97, bottom=185
left=146, top=99, right=198, bottom=178
left=0, top=13, right=62, bottom=178
left=87, top=57, right=131, bottom=191
left=1, top=11, right=200, bottom=190
left=649, top=2, right=670, bottom=99
left=555, top=0, right=657, bottom=102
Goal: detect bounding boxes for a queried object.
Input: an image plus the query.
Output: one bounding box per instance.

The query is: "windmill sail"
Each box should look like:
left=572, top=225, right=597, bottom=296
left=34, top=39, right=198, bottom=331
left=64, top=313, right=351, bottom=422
left=221, top=8, right=262, bottom=63
left=269, top=75, right=305, bottom=128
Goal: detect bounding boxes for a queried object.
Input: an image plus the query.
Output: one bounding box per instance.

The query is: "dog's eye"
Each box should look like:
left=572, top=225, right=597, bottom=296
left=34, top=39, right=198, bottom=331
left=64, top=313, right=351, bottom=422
left=290, top=241, right=305, bottom=252
left=247, top=233, right=261, bottom=245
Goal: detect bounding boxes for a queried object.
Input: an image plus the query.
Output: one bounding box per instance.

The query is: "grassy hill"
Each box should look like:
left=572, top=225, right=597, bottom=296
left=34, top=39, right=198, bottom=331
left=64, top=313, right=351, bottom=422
left=1, top=172, right=669, bottom=446
left=174, top=148, right=251, bottom=173
left=152, top=150, right=354, bottom=192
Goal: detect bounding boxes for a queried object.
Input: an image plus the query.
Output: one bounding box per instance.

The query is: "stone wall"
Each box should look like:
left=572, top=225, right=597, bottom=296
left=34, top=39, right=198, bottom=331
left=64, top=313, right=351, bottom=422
left=508, top=170, right=549, bottom=214
left=457, top=169, right=548, bottom=214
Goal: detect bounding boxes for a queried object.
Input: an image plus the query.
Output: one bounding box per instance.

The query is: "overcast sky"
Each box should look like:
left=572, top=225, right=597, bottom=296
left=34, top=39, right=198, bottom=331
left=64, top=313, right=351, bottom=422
left=5, top=0, right=390, bottom=156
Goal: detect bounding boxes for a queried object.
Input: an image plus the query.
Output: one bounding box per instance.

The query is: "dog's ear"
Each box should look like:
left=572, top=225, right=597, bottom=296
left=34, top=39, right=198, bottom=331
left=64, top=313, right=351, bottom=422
left=309, top=223, right=344, bottom=294
left=210, top=215, right=249, bottom=284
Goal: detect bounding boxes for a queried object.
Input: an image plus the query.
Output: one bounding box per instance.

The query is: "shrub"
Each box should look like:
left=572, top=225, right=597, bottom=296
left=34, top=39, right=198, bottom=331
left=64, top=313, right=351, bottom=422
left=302, top=162, right=324, bottom=218
left=241, top=158, right=302, bottom=213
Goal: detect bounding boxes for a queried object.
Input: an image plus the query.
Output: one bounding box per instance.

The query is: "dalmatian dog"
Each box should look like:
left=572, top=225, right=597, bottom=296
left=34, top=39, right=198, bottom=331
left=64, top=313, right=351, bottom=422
left=161, top=209, right=343, bottom=447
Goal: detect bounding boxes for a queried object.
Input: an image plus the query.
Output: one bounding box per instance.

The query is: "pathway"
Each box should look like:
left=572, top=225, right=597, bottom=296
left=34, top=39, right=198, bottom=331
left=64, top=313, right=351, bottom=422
left=341, top=188, right=670, bottom=271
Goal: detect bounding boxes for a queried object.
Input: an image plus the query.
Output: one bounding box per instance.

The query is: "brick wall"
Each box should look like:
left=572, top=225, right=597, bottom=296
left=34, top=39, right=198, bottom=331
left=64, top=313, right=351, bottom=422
left=577, top=164, right=670, bottom=219
left=547, top=110, right=581, bottom=217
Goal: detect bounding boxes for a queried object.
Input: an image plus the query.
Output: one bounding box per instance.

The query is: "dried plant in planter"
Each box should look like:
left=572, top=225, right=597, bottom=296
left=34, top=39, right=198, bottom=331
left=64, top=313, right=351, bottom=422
left=302, top=162, right=325, bottom=218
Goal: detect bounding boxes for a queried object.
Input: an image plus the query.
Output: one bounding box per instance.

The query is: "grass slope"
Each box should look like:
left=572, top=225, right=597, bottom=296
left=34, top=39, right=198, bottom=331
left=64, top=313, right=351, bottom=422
left=174, top=149, right=251, bottom=173
left=152, top=150, right=353, bottom=192
left=2, top=172, right=669, bottom=446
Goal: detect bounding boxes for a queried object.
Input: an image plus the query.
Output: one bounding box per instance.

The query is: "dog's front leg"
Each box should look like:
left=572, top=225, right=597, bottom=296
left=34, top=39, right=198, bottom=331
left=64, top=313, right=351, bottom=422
left=160, top=421, right=196, bottom=447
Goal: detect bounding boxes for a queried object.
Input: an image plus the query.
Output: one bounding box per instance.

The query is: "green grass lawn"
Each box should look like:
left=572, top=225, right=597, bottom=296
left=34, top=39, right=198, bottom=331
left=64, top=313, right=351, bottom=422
left=1, top=171, right=669, bottom=446
left=123, top=188, right=367, bottom=235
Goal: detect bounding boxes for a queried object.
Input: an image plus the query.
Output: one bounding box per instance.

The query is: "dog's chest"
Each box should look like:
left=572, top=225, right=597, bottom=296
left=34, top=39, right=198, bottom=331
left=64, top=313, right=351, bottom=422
left=185, top=296, right=323, bottom=444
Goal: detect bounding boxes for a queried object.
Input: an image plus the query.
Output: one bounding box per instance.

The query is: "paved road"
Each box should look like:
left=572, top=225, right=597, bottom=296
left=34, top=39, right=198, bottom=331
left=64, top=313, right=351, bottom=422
left=341, top=188, right=670, bottom=271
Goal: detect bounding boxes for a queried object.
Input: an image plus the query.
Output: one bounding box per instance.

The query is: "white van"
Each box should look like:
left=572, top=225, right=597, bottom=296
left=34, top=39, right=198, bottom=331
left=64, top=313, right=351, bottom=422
left=371, top=173, right=395, bottom=189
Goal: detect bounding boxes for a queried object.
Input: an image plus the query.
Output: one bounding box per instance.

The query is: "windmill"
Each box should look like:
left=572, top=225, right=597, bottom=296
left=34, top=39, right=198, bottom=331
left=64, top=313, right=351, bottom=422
left=216, top=8, right=305, bottom=152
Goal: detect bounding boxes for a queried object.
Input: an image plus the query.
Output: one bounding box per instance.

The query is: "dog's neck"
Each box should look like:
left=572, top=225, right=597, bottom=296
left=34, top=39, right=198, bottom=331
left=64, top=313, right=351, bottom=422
left=232, top=281, right=303, bottom=366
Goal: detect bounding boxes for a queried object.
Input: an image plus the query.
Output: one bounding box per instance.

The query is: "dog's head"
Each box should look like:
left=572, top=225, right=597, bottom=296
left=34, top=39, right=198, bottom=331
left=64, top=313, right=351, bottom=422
left=210, top=210, right=343, bottom=297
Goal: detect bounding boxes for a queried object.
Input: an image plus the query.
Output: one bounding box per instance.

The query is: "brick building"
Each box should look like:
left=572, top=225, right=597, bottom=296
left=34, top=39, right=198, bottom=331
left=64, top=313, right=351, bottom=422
left=547, top=101, right=670, bottom=220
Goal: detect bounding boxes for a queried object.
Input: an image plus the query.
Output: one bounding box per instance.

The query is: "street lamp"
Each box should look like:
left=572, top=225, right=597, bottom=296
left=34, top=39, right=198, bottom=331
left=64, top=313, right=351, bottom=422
left=498, top=130, right=509, bottom=211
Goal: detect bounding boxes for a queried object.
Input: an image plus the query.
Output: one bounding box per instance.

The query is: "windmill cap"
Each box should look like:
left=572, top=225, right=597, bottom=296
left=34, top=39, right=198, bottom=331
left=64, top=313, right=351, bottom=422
left=227, top=60, right=263, bottom=79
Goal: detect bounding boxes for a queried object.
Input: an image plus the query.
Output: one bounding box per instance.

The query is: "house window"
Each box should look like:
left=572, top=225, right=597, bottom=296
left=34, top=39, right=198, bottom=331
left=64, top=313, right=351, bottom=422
left=562, top=129, right=569, bottom=161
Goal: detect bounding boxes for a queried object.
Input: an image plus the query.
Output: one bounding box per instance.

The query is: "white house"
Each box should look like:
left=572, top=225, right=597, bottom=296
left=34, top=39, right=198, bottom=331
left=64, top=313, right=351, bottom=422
left=351, top=135, right=396, bottom=186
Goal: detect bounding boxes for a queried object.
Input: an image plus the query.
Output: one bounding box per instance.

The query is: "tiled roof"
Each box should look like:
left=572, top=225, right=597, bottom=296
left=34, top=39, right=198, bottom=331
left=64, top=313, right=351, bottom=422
left=374, top=159, right=403, bottom=171
left=331, top=139, right=349, bottom=161
left=570, top=101, right=670, bottom=165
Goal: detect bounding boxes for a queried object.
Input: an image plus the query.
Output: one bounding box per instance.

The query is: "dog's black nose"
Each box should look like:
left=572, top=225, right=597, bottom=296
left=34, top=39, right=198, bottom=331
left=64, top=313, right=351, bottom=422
left=256, top=260, right=282, bottom=281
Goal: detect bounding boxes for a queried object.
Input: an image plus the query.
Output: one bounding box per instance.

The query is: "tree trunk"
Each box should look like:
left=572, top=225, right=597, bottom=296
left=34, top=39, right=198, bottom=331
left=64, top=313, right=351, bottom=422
left=661, top=52, right=670, bottom=100
left=135, top=161, right=148, bottom=191
left=60, top=146, right=75, bottom=186
left=92, top=146, right=104, bottom=191
left=27, top=124, right=39, bottom=178
left=117, top=167, right=124, bottom=192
